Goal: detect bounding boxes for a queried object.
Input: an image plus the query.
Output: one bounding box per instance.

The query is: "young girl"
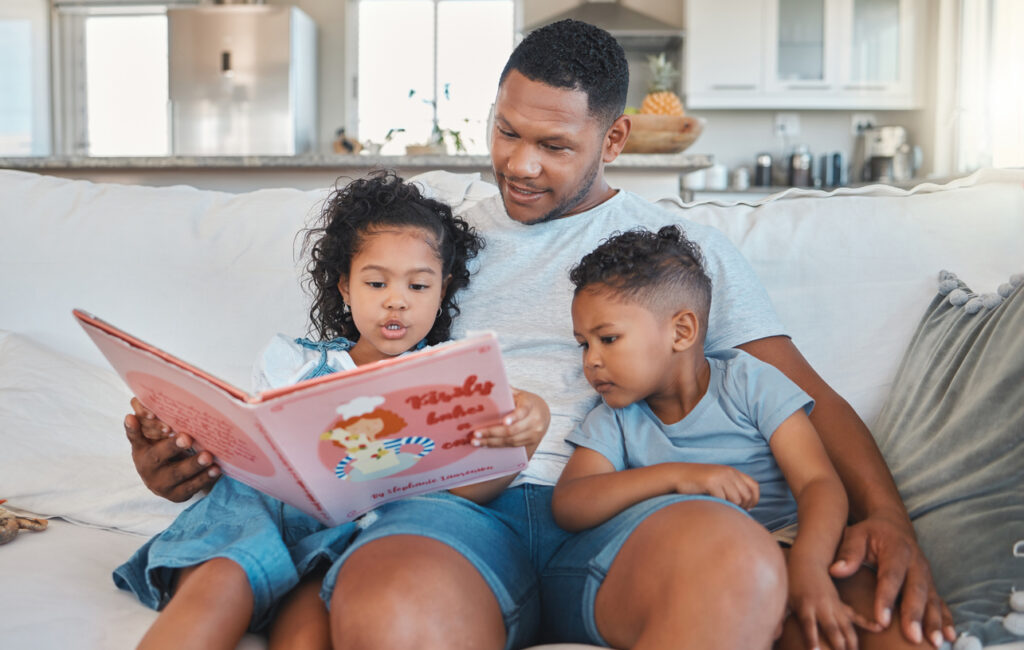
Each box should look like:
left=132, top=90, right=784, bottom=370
left=553, top=226, right=878, bottom=650
left=117, top=170, right=549, bottom=650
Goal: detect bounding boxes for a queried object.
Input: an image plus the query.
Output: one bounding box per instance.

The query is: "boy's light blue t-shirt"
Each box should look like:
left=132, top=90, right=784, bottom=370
left=566, top=349, right=812, bottom=532
left=450, top=190, right=788, bottom=486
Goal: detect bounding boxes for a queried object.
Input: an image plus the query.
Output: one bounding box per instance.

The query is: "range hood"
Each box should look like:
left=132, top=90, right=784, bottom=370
left=523, top=1, right=683, bottom=49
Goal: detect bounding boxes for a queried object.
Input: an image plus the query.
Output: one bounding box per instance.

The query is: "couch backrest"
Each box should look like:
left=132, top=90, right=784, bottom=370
left=661, top=168, right=1024, bottom=423
left=2, top=168, right=1023, bottom=422
left=0, top=170, right=326, bottom=388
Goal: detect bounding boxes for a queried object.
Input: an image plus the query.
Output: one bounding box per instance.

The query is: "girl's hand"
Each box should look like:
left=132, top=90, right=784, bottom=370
left=788, top=558, right=880, bottom=650
left=471, top=388, right=549, bottom=453
left=674, top=463, right=760, bottom=510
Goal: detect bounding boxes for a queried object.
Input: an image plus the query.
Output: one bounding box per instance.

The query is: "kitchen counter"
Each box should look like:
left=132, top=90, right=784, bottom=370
left=0, top=152, right=711, bottom=172
left=0, top=152, right=712, bottom=199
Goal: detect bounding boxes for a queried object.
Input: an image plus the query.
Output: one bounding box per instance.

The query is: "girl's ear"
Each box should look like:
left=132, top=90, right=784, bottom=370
left=671, top=310, right=701, bottom=352
left=337, top=275, right=351, bottom=304
left=442, top=274, right=453, bottom=295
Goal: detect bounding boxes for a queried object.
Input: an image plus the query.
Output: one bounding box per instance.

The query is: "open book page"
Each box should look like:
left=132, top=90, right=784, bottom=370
left=75, top=310, right=527, bottom=524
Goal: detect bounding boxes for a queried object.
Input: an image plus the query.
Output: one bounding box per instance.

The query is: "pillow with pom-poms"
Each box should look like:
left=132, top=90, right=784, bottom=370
left=871, top=271, right=1024, bottom=646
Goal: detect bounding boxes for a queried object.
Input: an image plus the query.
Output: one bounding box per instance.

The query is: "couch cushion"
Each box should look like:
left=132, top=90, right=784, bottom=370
left=0, top=170, right=324, bottom=388
left=0, top=330, right=192, bottom=535
left=870, top=271, right=1024, bottom=645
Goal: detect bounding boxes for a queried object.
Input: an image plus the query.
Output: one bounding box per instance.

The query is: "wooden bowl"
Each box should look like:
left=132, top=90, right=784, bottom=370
left=622, top=114, right=704, bottom=154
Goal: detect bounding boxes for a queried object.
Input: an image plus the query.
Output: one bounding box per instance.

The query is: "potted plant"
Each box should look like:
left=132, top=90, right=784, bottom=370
left=404, top=84, right=470, bottom=155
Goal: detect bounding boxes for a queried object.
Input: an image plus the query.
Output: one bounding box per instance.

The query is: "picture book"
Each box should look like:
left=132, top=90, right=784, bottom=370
left=73, top=309, right=527, bottom=525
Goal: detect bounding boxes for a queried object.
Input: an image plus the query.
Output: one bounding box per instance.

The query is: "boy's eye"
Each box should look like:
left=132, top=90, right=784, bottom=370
left=599, top=336, right=618, bottom=345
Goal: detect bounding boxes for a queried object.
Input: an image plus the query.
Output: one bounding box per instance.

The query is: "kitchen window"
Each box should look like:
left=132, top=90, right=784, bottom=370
left=355, top=0, right=515, bottom=155
left=52, top=2, right=174, bottom=156
left=0, top=0, right=50, bottom=156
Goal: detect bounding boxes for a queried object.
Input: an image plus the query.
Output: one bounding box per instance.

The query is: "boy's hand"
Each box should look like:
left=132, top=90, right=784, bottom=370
left=789, top=557, right=880, bottom=650
left=674, top=463, right=760, bottom=510
left=471, top=388, right=549, bottom=452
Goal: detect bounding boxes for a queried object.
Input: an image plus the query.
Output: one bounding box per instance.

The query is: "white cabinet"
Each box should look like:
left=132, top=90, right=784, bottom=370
left=685, top=0, right=922, bottom=109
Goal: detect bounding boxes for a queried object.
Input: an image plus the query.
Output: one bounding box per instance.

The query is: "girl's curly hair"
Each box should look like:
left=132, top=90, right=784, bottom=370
left=301, top=170, right=483, bottom=345
left=569, top=225, right=712, bottom=327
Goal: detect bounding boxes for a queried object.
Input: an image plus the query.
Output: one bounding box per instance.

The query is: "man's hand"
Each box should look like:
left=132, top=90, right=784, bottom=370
left=125, top=397, right=220, bottom=502
left=829, top=515, right=955, bottom=648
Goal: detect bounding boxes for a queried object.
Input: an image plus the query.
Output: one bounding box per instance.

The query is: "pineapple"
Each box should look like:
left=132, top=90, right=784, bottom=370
left=640, top=53, right=685, bottom=116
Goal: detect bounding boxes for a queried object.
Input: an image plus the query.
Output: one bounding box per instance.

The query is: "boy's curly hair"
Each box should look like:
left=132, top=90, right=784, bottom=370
left=302, top=170, right=483, bottom=345
left=501, top=19, right=628, bottom=128
left=569, top=225, right=712, bottom=331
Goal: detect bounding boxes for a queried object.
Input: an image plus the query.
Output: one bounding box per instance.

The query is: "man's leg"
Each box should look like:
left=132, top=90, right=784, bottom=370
left=330, top=536, right=506, bottom=650
left=552, top=498, right=788, bottom=650
left=324, top=490, right=542, bottom=650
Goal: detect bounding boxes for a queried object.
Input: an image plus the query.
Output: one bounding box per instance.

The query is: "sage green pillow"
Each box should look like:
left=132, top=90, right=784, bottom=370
left=871, top=271, right=1024, bottom=645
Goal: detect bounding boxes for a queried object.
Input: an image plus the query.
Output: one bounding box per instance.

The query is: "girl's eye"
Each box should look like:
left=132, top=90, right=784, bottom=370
left=576, top=340, right=588, bottom=350
left=600, top=336, right=617, bottom=345
left=409, top=283, right=429, bottom=291
left=367, top=281, right=385, bottom=289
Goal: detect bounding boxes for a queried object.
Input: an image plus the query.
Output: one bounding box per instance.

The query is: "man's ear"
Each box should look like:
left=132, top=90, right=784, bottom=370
left=671, top=309, right=701, bottom=352
left=602, top=114, right=631, bottom=163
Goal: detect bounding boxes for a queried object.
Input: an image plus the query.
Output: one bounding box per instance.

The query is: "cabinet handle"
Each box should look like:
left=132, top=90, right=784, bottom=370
left=709, top=84, right=757, bottom=90
left=843, top=84, right=888, bottom=91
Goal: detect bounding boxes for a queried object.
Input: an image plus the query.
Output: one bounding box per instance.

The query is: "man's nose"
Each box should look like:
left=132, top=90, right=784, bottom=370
left=506, top=142, right=541, bottom=178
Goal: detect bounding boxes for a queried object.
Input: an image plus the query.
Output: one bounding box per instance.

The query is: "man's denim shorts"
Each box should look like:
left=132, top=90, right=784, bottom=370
left=113, top=477, right=357, bottom=631
left=322, top=485, right=742, bottom=648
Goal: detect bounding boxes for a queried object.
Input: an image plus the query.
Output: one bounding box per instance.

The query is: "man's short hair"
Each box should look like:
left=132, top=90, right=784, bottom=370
left=569, top=225, right=713, bottom=334
left=500, top=19, right=629, bottom=127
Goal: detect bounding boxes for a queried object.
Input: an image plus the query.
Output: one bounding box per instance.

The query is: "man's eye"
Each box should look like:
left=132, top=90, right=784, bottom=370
left=544, top=143, right=567, bottom=152
left=497, top=128, right=516, bottom=138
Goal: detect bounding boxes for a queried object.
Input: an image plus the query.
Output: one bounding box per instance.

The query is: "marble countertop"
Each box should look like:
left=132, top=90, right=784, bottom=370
left=0, top=152, right=713, bottom=173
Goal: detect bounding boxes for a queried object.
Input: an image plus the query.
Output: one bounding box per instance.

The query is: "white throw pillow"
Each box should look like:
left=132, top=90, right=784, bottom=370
left=0, top=330, right=193, bottom=536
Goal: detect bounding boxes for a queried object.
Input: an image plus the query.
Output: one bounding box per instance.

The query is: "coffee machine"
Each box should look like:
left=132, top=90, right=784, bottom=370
left=854, top=126, right=922, bottom=183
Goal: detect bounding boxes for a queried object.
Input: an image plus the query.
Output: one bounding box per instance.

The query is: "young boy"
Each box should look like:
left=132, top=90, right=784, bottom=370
left=553, top=225, right=874, bottom=650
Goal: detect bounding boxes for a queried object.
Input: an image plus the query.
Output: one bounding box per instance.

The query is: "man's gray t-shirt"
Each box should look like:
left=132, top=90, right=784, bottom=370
left=447, top=187, right=787, bottom=486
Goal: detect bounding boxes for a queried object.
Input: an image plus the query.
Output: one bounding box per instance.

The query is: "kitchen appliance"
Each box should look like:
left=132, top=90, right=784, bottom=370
left=168, top=5, right=317, bottom=156
left=856, top=126, right=921, bottom=183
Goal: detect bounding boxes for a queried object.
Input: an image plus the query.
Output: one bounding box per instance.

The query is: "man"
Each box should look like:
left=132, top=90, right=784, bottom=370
left=127, top=19, right=953, bottom=650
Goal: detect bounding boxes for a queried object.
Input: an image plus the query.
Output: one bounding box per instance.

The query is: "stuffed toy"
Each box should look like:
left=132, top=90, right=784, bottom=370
left=0, top=500, right=48, bottom=545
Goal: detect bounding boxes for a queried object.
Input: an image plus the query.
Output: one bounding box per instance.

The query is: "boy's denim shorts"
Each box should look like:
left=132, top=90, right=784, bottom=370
left=113, top=477, right=357, bottom=632
left=322, top=485, right=744, bottom=648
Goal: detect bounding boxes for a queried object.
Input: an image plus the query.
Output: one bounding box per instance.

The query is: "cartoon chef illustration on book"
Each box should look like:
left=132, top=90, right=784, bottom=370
left=320, top=395, right=435, bottom=482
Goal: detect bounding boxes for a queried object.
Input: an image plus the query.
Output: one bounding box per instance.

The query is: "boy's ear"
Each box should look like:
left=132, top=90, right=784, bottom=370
left=671, top=309, right=701, bottom=352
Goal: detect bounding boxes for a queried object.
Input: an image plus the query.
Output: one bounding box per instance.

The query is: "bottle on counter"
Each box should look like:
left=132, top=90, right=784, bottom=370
left=788, top=146, right=813, bottom=187
left=754, top=153, right=773, bottom=187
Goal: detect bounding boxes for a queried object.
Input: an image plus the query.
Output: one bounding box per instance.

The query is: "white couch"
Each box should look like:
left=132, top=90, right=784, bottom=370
left=1, top=167, right=1022, bottom=649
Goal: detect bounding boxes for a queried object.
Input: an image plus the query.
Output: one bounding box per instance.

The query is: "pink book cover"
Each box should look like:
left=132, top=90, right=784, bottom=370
left=73, top=309, right=527, bottom=525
